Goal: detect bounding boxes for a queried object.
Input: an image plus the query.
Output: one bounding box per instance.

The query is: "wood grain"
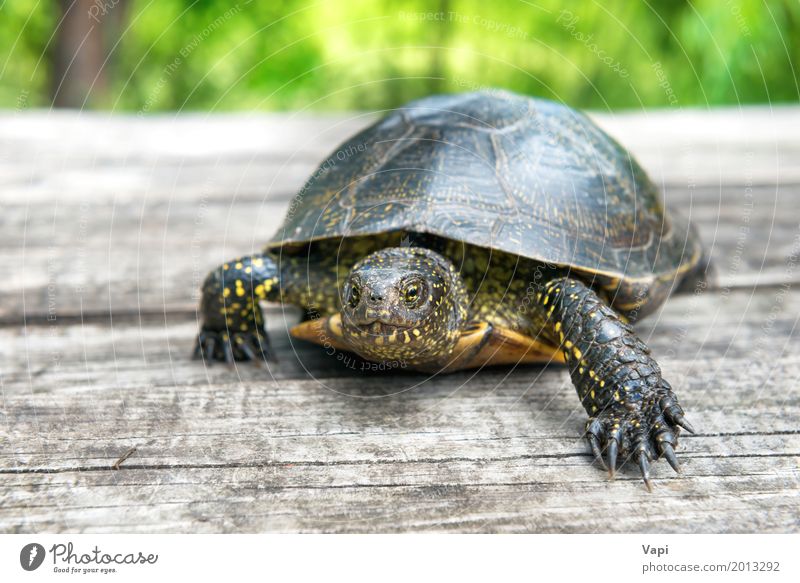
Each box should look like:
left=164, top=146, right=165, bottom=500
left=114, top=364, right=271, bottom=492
left=3, top=182, right=799, bottom=321
left=1, top=108, right=799, bottom=533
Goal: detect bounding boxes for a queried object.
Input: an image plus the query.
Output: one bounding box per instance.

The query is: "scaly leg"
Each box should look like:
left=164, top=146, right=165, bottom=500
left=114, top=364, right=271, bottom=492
left=195, top=254, right=281, bottom=364
left=538, top=277, right=694, bottom=490
left=195, top=250, right=346, bottom=364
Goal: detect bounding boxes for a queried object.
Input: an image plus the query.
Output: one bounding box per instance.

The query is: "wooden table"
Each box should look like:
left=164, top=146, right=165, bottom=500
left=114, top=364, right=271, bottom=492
left=1, top=107, right=799, bottom=533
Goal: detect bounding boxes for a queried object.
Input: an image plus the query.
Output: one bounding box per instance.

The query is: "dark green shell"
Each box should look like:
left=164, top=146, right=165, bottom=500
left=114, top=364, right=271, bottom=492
left=267, top=90, right=701, bottom=303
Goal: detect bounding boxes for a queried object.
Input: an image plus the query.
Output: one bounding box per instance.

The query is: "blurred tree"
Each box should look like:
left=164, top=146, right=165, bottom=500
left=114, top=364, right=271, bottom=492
left=53, top=0, right=129, bottom=107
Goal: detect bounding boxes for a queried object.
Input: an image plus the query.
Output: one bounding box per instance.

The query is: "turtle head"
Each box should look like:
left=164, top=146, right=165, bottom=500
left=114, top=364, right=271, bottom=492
left=340, top=247, right=468, bottom=366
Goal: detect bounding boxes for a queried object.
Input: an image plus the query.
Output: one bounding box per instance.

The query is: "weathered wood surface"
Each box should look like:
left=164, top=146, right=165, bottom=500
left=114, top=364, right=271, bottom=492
left=1, top=107, right=799, bottom=533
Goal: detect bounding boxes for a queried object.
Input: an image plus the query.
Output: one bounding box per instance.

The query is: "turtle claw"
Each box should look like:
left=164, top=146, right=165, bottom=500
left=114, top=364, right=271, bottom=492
left=660, top=441, right=681, bottom=474
left=204, top=336, right=216, bottom=362
left=661, top=396, right=695, bottom=434
left=584, top=386, right=691, bottom=490
left=223, top=338, right=235, bottom=366
left=587, top=433, right=607, bottom=470
left=606, top=439, right=618, bottom=478
left=195, top=328, right=275, bottom=365
left=638, top=451, right=653, bottom=492
left=674, top=416, right=695, bottom=434
left=236, top=339, right=262, bottom=367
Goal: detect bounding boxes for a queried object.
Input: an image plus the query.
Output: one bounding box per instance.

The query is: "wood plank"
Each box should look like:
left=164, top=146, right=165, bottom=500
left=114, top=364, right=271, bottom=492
left=2, top=107, right=799, bottom=188
left=2, top=109, right=799, bottom=534
left=3, top=109, right=798, bottom=319
left=3, top=283, right=799, bottom=390
left=1, top=288, right=798, bottom=532
left=1, top=458, right=797, bottom=533
left=2, top=182, right=799, bottom=320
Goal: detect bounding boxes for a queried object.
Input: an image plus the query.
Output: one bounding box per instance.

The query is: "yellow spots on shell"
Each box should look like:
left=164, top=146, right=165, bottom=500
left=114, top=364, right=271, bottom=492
left=222, top=288, right=231, bottom=298
left=375, top=336, right=384, bottom=346
left=579, top=367, right=584, bottom=374
left=573, top=346, right=582, bottom=359
left=589, top=370, right=595, bottom=379
left=255, top=284, right=265, bottom=298
left=614, top=391, right=620, bottom=401
left=244, top=266, right=252, bottom=274
left=223, top=263, right=229, bottom=270
left=235, top=262, right=243, bottom=270
left=403, top=331, right=411, bottom=344
left=564, top=340, right=573, bottom=349
left=592, top=405, right=598, bottom=412
left=412, top=328, right=421, bottom=337
left=590, top=389, right=595, bottom=399
left=559, top=331, right=564, bottom=342
left=252, top=258, right=264, bottom=267
left=570, top=293, right=578, bottom=299
left=542, top=295, right=549, bottom=305
left=240, top=323, right=249, bottom=331
left=599, top=380, right=605, bottom=387
left=555, top=322, right=562, bottom=332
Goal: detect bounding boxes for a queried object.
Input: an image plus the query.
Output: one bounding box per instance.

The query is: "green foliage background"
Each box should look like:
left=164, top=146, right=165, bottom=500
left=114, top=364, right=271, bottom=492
left=1, top=0, right=798, bottom=111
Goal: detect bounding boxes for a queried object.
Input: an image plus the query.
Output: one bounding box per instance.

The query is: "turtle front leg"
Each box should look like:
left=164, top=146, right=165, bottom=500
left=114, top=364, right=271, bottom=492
left=538, top=277, right=694, bottom=490
left=195, top=254, right=280, bottom=364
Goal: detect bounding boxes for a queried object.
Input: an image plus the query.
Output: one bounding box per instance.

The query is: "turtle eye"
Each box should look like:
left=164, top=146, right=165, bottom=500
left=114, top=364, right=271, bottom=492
left=403, top=282, right=422, bottom=307
left=348, top=284, right=361, bottom=308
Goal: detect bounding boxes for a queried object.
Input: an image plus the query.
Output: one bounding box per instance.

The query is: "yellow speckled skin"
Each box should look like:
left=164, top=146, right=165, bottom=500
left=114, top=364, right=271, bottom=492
left=194, top=90, right=704, bottom=488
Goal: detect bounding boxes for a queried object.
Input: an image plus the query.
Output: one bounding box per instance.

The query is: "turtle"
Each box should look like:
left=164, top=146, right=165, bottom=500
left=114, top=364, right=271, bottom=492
left=194, top=90, right=706, bottom=489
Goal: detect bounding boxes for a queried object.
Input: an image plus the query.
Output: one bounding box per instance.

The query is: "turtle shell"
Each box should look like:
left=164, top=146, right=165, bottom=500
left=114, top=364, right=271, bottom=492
left=267, top=90, right=701, bottom=306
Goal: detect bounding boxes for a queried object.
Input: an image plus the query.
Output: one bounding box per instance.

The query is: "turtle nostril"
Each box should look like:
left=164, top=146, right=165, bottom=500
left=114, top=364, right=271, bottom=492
left=370, top=292, right=383, bottom=303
